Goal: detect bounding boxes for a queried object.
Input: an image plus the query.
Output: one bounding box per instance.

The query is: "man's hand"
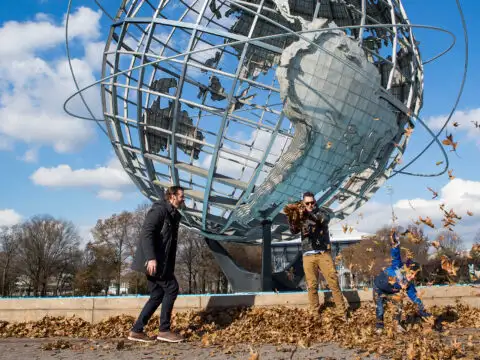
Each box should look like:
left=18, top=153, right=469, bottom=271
left=146, top=259, right=157, bottom=276
left=390, top=229, right=400, bottom=247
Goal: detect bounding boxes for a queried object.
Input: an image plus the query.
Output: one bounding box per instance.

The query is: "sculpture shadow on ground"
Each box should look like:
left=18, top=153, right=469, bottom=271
left=403, top=306, right=459, bottom=332
left=187, top=295, right=256, bottom=335
left=321, top=288, right=362, bottom=311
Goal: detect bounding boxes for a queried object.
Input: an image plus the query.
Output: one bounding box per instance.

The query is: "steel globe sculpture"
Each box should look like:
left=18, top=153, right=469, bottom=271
left=66, top=0, right=465, bottom=291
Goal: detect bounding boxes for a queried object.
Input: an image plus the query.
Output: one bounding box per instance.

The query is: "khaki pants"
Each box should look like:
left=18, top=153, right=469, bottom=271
left=303, top=252, right=346, bottom=314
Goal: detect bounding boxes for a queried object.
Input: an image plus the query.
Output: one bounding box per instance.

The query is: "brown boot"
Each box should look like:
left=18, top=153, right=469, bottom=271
left=127, top=331, right=156, bottom=343
left=157, top=331, right=184, bottom=343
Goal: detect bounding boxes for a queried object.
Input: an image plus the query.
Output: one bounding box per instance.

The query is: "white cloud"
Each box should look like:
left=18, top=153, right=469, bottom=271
left=83, top=41, right=105, bottom=71
left=30, top=156, right=135, bottom=201
left=426, top=108, right=480, bottom=146
left=0, top=209, right=22, bottom=227
left=18, top=148, right=39, bottom=163
left=64, top=7, right=101, bottom=41
left=346, top=178, right=480, bottom=246
left=0, top=135, right=14, bottom=151
left=0, top=7, right=101, bottom=60
left=0, top=7, right=103, bottom=154
left=97, top=189, right=124, bottom=201
left=30, top=161, right=132, bottom=189
left=77, top=224, right=94, bottom=247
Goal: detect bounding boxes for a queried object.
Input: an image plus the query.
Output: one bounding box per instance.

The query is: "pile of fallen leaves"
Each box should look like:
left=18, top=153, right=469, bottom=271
left=0, top=303, right=479, bottom=359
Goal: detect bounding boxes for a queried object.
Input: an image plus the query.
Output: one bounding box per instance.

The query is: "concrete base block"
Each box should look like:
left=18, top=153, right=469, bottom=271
left=0, top=286, right=478, bottom=324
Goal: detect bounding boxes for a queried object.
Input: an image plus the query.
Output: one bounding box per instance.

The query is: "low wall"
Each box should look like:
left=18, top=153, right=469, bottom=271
left=0, top=285, right=479, bottom=324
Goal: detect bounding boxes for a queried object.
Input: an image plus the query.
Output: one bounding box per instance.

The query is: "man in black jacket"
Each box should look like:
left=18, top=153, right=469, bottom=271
left=128, top=186, right=184, bottom=343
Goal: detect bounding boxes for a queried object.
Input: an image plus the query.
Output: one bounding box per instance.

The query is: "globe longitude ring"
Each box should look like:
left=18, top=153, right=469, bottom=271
left=65, top=0, right=466, bottom=243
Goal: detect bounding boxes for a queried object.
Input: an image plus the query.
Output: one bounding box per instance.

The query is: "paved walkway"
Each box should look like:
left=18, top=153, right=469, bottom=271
left=0, top=338, right=381, bottom=360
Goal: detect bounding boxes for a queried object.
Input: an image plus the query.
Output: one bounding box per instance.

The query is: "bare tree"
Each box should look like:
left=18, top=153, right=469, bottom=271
left=128, top=204, right=150, bottom=258
left=53, top=247, right=83, bottom=296
left=435, top=231, right=464, bottom=258
left=471, top=232, right=480, bottom=261
left=92, top=212, right=135, bottom=295
left=74, top=242, right=116, bottom=295
left=17, top=216, right=80, bottom=296
left=176, top=228, right=203, bottom=293
left=176, top=228, right=228, bottom=294
left=0, top=225, right=21, bottom=296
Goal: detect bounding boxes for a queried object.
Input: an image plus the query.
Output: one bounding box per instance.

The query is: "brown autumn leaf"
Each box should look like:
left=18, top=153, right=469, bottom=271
left=248, top=347, right=260, bottom=360
left=441, top=255, right=459, bottom=277
left=326, top=141, right=333, bottom=149
left=448, top=169, right=455, bottom=180
left=448, top=209, right=462, bottom=220
left=334, top=254, right=343, bottom=266
left=404, top=125, right=414, bottom=137
left=467, top=210, right=473, bottom=216
left=431, top=241, right=440, bottom=249
left=419, top=216, right=435, bottom=228
left=286, top=267, right=295, bottom=281
left=427, top=187, right=438, bottom=199
left=342, top=224, right=348, bottom=234
left=283, top=202, right=307, bottom=229
left=0, top=306, right=478, bottom=360
left=368, top=261, right=375, bottom=271
left=388, top=276, right=397, bottom=285
left=442, top=133, right=458, bottom=152
left=436, top=161, right=444, bottom=166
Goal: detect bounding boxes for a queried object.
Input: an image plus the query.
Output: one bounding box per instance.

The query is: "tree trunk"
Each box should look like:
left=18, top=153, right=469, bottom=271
left=117, top=267, right=121, bottom=296
left=1, top=258, right=10, bottom=297
left=188, top=266, right=192, bottom=294
left=41, top=281, right=47, bottom=297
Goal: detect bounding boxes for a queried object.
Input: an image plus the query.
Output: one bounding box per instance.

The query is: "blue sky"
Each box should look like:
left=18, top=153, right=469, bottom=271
left=0, top=0, right=479, bottom=246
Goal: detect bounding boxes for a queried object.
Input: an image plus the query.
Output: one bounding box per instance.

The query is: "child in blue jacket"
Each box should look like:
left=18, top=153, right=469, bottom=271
left=373, top=230, right=430, bottom=334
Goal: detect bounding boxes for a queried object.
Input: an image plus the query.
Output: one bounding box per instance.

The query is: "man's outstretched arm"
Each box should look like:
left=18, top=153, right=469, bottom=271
left=389, top=231, right=403, bottom=270
left=406, top=283, right=430, bottom=316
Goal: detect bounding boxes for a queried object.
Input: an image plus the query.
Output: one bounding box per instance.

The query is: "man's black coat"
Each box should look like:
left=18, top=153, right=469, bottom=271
left=131, top=201, right=182, bottom=280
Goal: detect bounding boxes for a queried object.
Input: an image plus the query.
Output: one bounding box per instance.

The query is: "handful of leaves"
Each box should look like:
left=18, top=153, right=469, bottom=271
left=283, top=201, right=307, bottom=230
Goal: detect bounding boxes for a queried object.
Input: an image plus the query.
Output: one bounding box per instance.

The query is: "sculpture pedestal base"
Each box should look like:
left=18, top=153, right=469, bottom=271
left=204, top=221, right=304, bottom=292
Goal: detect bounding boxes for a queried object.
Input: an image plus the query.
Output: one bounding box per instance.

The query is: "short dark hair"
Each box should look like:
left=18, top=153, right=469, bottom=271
left=407, top=260, right=421, bottom=272
left=165, top=186, right=184, bottom=200
left=303, top=191, right=315, bottom=199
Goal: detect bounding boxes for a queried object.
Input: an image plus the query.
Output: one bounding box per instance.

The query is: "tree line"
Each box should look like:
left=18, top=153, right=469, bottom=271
left=0, top=204, right=227, bottom=297
left=1, top=208, right=479, bottom=297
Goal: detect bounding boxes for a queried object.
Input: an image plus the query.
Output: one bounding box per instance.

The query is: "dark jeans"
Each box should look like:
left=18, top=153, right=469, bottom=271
left=132, top=276, right=179, bottom=333
left=373, top=286, right=401, bottom=329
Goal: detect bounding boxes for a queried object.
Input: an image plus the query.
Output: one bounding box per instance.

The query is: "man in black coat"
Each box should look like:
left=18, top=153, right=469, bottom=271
left=128, top=186, right=184, bottom=343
